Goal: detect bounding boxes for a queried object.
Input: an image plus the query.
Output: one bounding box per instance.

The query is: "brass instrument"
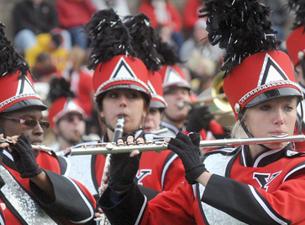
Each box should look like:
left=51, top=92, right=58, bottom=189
left=68, top=135, right=305, bottom=155
left=176, top=93, right=227, bottom=110
left=177, top=71, right=230, bottom=111
left=210, top=71, right=231, bottom=113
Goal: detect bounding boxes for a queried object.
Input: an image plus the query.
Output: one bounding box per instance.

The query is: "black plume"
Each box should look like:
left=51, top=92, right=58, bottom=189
left=86, top=9, right=135, bottom=69
left=47, top=77, right=75, bottom=103
left=288, top=0, right=305, bottom=29
left=124, top=14, right=164, bottom=71
left=0, top=23, right=28, bottom=77
left=200, top=0, right=278, bottom=73
left=157, top=41, right=181, bottom=66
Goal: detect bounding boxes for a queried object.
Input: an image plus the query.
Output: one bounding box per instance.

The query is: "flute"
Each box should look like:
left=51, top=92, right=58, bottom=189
left=68, top=135, right=305, bottom=156
left=0, top=137, right=53, bottom=152
left=99, top=116, right=125, bottom=195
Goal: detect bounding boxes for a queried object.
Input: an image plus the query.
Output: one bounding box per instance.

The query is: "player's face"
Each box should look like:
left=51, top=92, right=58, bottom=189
left=244, top=96, right=298, bottom=150
left=164, top=87, right=191, bottom=123
left=56, top=112, right=85, bottom=145
left=100, top=89, right=147, bottom=134
left=0, top=108, right=47, bottom=144
left=143, top=108, right=162, bottom=132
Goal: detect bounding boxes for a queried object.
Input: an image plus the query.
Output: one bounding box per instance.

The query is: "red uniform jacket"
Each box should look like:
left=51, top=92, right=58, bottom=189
left=100, top=145, right=305, bottom=225
left=0, top=149, right=96, bottom=225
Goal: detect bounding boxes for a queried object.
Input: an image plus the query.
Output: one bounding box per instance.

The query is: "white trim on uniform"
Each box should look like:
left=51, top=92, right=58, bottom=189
left=249, top=186, right=288, bottom=225
left=135, top=195, right=148, bottom=225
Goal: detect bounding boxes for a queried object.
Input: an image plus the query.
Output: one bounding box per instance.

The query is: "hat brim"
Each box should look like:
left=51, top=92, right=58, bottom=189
left=3, top=99, right=48, bottom=113
left=149, top=101, right=166, bottom=109
left=163, top=84, right=191, bottom=94
left=246, top=87, right=303, bottom=108
left=96, top=84, right=150, bottom=99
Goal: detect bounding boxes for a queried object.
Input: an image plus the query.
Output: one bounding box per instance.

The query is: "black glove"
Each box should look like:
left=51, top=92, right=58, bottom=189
left=10, top=135, right=42, bottom=178
left=186, top=105, right=214, bottom=132
left=108, top=151, right=141, bottom=193
left=168, top=132, right=206, bottom=184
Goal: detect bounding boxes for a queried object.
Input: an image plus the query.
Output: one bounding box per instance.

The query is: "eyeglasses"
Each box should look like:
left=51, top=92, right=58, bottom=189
left=0, top=116, right=50, bottom=129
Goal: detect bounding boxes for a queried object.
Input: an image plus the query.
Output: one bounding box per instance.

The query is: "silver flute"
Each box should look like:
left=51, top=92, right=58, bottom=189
left=0, top=137, right=53, bottom=152
left=69, top=135, right=305, bottom=156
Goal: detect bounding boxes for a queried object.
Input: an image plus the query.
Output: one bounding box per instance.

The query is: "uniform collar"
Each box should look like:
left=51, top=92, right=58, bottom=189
left=240, top=144, right=296, bottom=167
left=160, top=121, right=180, bottom=135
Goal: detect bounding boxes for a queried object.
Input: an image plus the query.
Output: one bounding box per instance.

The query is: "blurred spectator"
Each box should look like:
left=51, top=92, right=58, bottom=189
left=25, top=31, right=69, bottom=73
left=92, top=0, right=130, bottom=17
left=32, top=53, right=58, bottom=103
left=32, top=53, right=58, bottom=82
left=63, top=47, right=94, bottom=118
left=12, top=0, right=58, bottom=54
left=180, top=19, right=224, bottom=64
left=56, top=0, right=97, bottom=49
left=262, top=0, right=289, bottom=41
left=183, top=0, right=205, bottom=34
left=188, top=55, right=217, bottom=94
left=139, top=0, right=184, bottom=50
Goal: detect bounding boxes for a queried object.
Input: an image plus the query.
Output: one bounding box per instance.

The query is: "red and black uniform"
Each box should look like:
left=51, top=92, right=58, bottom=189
left=137, top=150, right=185, bottom=192
left=100, top=145, right=305, bottom=225
left=68, top=136, right=185, bottom=196
left=295, top=82, right=305, bottom=151
left=93, top=150, right=185, bottom=193
left=0, top=149, right=96, bottom=225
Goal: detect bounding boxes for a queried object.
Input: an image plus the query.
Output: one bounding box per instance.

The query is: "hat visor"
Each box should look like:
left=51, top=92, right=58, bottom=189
left=96, top=84, right=150, bottom=99
left=149, top=101, right=166, bottom=109
left=163, top=83, right=191, bottom=93
left=56, top=110, right=85, bottom=123
left=246, top=87, right=303, bottom=108
left=3, top=99, right=48, bottom=113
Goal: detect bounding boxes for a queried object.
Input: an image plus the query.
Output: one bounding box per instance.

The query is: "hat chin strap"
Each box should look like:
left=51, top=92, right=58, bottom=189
left=238, top=111, right=272, bottom=151
left=297, top=99, right=304, bottom=135
left=300, top=57, right=305, bottom=82
left=100, top=116, right=115, bottom=133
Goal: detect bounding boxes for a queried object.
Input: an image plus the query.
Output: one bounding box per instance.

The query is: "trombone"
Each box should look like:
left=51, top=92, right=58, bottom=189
left=68, top=135, right=305, bottom=156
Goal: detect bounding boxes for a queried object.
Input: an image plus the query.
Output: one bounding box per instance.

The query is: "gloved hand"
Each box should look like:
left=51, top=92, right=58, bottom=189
left=108, top=152, right=141, bottom=192
left=168, top=132, right=206, bottom=184
left=186, top=105, right=214, bottom=132
left=10, top=135, right=42, bottom=178
left=108, top=134, right=143, bottom=193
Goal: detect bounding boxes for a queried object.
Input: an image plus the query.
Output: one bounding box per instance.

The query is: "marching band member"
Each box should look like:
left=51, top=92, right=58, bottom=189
left=124, top=14, right=186, bottom=193
left=98, top=1, right=305, bottom=224
left=286, top=0, right=305, bottom=150
left=158, top=39, right=227, bottom=140
left=67, top=9, right=152, bottom=197
left=143, top=73, right=167, bottom=133
left=0, top=23, right=96, bottom=225
left=159, top=61, right=192, bottom=137
left=47, top=77, right=86, bottom=152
